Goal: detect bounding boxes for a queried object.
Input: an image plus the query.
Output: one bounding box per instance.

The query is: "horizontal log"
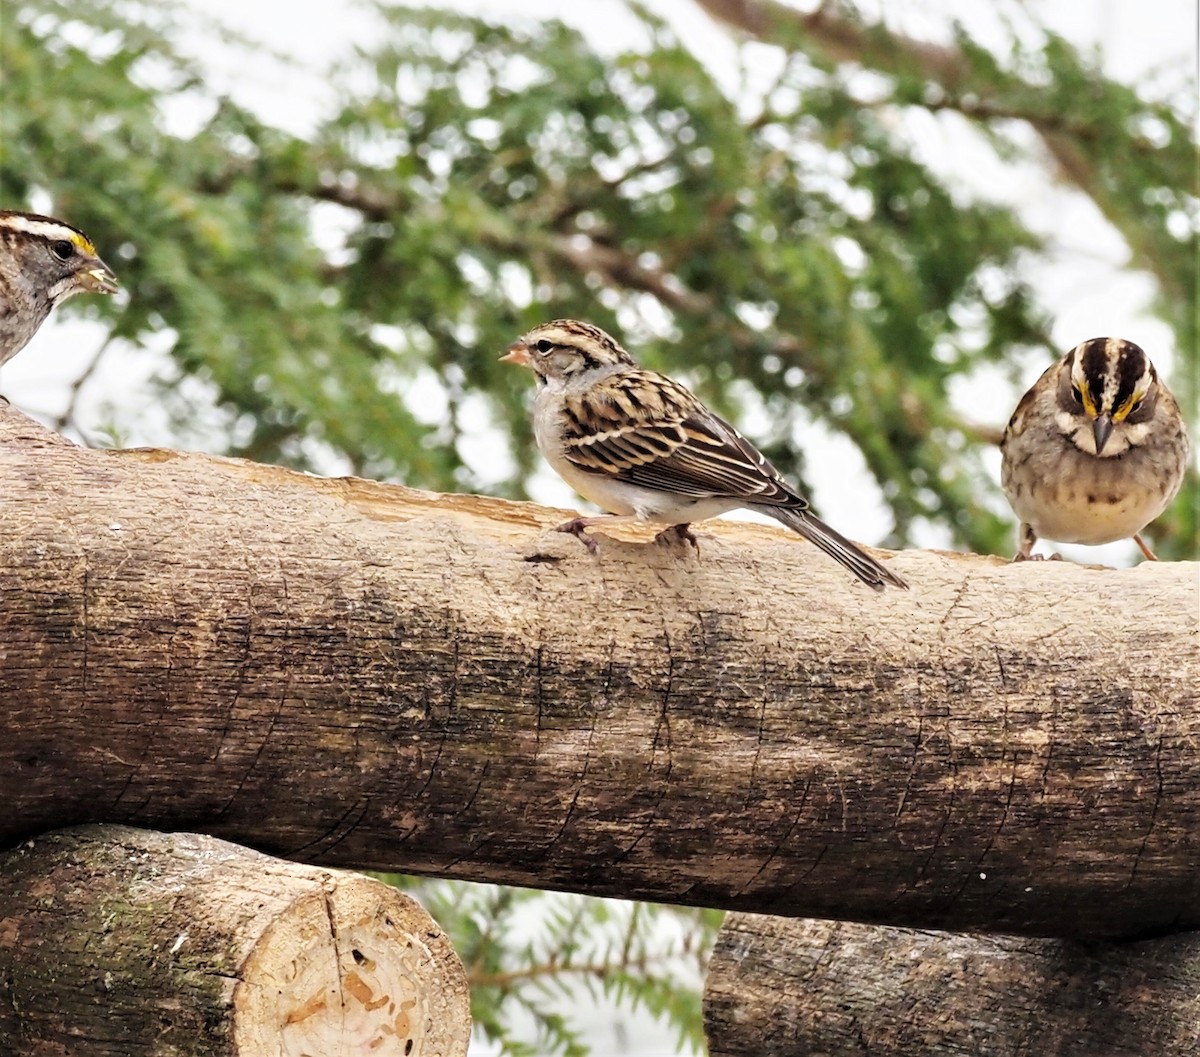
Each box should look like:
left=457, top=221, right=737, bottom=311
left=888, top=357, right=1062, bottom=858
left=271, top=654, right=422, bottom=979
left=0, top=825, right=469, bottom=1056
left=1, top=404, right=1197, bottom=937
left=703, top=914, right=1200, bottom=1056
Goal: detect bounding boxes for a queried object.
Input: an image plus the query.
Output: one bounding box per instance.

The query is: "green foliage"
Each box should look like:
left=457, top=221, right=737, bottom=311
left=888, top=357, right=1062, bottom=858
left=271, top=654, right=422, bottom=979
left=378, top=876, right=721, bottom=1055
left=3, top=0, right=1193, bottom=554
left=2, top=1, right=1195, bottom=1051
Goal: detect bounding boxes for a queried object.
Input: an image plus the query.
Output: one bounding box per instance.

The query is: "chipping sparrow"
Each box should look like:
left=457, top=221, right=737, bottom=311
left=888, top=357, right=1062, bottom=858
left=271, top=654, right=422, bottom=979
left=502, top=319, right=907, bottom=591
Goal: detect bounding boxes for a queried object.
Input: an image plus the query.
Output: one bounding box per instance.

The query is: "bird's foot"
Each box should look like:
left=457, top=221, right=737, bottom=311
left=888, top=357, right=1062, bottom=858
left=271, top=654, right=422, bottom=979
left=1011, top=552, right=1062, bottom=563
left=654, top=523, right=699, bottom=552
left=555, top=518, right=600, bottom=555
left=1133, top=533, right=1159, bottom=561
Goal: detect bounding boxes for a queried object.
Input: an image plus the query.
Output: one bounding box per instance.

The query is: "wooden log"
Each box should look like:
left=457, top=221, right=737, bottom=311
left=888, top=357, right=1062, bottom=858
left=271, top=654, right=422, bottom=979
left=1, top=404, right=1197, bottom=937
left=0, top=825, right=470, bottom=1057
left=703, top=914, right=1200, bottom=1056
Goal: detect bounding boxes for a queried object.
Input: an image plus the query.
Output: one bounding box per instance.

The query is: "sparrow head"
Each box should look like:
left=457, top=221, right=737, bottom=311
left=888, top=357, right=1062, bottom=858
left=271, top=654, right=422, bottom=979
left=0, top=209, right=119, bottom=307
left=1056, top=337, right=1159, bottom=456
left=501, top=319, right=635, bottom=385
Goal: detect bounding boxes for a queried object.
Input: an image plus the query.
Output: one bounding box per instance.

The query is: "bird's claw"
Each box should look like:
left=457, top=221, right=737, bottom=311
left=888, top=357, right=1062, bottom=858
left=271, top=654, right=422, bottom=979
left=555, top=518, right=600, bottom=555
left=655, top=523, right=699, bottom=552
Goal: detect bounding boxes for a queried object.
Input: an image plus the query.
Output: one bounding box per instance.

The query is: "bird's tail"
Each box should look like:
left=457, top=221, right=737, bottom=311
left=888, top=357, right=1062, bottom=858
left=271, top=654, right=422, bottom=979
left=768, top=507, right=908, bottom=591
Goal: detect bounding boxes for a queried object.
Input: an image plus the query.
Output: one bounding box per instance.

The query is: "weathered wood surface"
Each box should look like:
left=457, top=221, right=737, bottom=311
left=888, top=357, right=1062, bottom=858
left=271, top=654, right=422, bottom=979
left=0, top=825, right=469, bottom=1057
left=704, top=914, right=1200, bottom=1056
left=1, top=404, right=1197, bottom=937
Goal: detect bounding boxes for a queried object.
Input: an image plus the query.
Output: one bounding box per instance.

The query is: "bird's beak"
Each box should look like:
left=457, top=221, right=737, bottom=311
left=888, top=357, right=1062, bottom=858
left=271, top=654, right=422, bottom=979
left=1092, top=411, right=1114, bottom=454
left=79, top=260, right=119, bottom=296
left=500, top=340, right=530, bottom=366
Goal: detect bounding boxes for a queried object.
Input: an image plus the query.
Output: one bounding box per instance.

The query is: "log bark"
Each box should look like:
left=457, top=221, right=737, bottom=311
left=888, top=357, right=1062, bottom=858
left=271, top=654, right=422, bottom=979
left=703, top=914, right=1200, bottom=1056
left=0, top=825, right=470, bottom=1057
left=1, top=404, right=1197, bottom=937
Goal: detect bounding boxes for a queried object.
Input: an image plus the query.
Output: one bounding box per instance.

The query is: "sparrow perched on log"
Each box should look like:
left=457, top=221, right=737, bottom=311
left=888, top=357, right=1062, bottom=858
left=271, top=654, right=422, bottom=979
left=502, top=318, right=907, bottom=591
left=0, top=209, right=119, bottom=367
left=1000, top=337, right=1188, bottom=560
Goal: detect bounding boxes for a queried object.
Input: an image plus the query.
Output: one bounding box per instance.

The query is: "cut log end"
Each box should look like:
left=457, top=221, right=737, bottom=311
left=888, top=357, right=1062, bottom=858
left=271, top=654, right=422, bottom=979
left=235, top=876, right=467, bottom=1057
left=0, top=826, right=471, bottom=1057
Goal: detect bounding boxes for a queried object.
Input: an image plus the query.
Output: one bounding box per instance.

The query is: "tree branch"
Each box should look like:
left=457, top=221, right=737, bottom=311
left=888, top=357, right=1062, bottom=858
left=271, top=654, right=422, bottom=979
left=693, top=0, right=975, bottom=86
left=690, top=0, right=1186, bottom=299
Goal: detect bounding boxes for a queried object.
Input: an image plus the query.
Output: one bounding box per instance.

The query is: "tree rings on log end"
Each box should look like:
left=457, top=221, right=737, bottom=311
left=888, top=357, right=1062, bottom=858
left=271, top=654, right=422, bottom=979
left=234, top=876, right=469, bottom=1056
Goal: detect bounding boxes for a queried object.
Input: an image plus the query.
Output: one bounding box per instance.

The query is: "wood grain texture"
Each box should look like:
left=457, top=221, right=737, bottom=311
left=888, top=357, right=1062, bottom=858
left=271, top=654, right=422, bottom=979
left=0, top=825, right=469, bottom=1057
left=704, top=914, right=1200, bottom=1057
left=1, top=404, right=1197, bottom=937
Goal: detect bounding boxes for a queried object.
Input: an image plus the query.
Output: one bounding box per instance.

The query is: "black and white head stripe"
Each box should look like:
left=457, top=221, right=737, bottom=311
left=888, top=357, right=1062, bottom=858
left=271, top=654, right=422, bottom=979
left=1072, top=336, right=1153, bottom=413
left=0, top=210, right=99, bottom=257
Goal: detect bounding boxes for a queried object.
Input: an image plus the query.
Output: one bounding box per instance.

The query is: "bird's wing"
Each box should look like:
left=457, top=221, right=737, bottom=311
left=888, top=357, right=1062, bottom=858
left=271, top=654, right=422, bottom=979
left=560, top=370, right=806, bottom=509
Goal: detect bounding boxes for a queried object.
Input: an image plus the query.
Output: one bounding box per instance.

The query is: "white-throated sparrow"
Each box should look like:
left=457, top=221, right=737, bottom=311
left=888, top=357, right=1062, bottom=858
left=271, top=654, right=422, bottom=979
left=0, top=209, right=119, bottom=367
left=1000, top=337, right=1189, bottom=560
left=502, top=319, right=907, bottom=591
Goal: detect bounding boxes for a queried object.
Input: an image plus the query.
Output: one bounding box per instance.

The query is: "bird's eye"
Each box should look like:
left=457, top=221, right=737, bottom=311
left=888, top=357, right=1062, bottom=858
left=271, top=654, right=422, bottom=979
left=535, top=339, right=553, bottom=354
left=1070, top=386, right=1083, bottom=406
left=50, top=240, right=75, bottom=261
